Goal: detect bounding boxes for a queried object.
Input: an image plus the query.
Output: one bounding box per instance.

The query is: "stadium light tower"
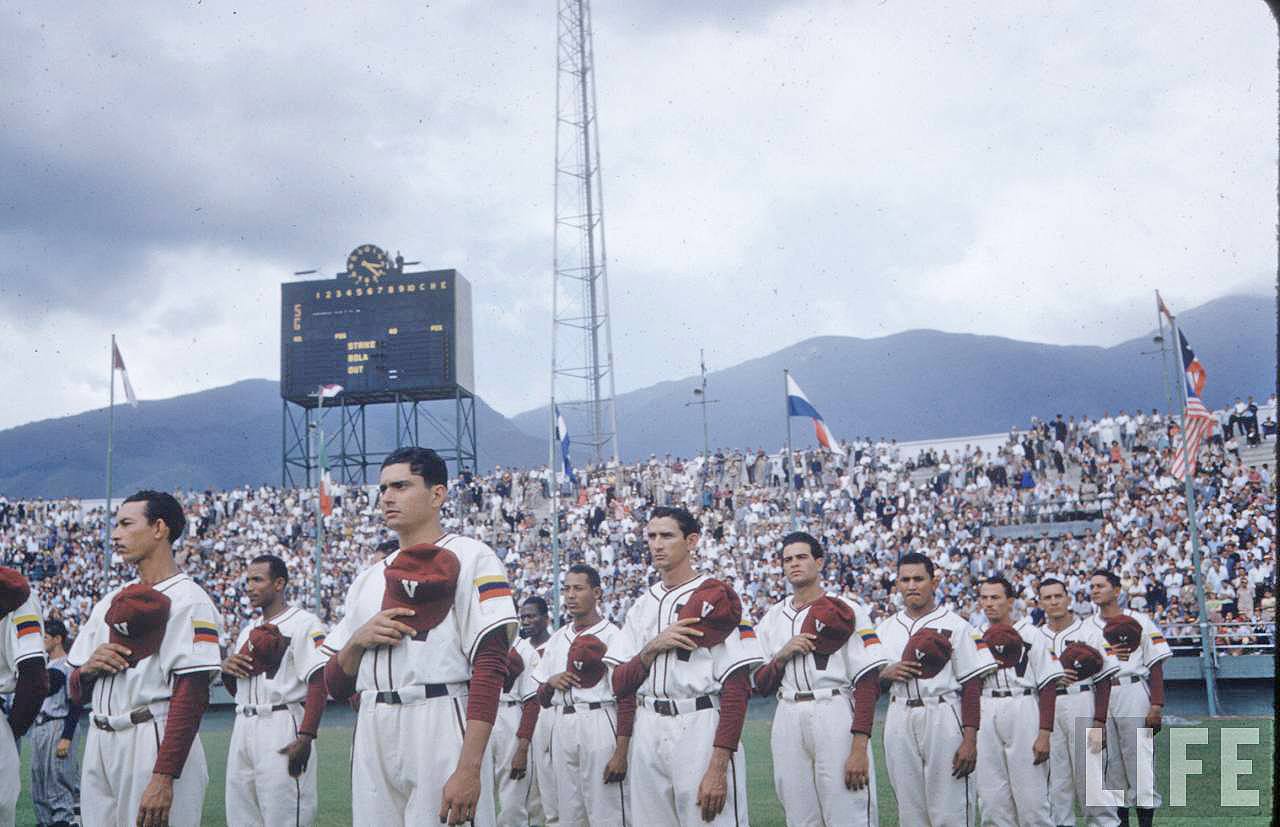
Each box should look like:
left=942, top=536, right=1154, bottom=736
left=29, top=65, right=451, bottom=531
left=550, top=0, right=619, bottom=466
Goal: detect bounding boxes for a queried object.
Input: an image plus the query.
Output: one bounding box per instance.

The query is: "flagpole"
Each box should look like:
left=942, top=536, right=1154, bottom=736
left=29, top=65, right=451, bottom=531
left=1169, top=314, right=1220, bottom=716
left=549, top=400, right=561, bottom=628
left=784, top=369, right=795, bottom=524
left=104, top=334, right=116, bottom=577
left=313, top=391, right=325, bottom=616
left=1155, top=292, right=1173, bottom=415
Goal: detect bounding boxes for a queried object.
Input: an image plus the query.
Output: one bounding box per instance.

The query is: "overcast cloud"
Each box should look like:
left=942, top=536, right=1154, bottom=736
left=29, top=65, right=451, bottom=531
left=0, top=0, right=1273, bottom=431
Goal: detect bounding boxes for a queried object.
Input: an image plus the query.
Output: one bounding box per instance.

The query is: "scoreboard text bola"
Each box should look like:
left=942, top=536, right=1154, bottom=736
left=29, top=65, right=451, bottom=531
left=280, top=259, right=474, bottom=405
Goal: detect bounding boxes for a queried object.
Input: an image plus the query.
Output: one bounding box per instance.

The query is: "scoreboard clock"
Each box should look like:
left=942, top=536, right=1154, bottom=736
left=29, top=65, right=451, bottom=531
left=280, top=252, right=474, bottom=404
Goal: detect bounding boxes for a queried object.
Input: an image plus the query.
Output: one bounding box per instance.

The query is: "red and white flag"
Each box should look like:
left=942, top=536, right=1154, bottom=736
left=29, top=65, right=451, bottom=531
left=112, top=341, right=138, bottom=408
left=1170, top=329, right=1212, bottom=481
left=316, top=384, right=343, bottom=399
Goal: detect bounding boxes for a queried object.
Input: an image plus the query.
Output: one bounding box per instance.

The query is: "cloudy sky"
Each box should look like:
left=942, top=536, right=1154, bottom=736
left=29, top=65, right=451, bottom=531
left=1, top=0, right=1273, bottom=431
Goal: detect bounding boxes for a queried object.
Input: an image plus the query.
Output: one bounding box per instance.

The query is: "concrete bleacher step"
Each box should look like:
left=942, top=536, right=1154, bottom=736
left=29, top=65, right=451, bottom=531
left=1237, top=440, right=1276, bottom=469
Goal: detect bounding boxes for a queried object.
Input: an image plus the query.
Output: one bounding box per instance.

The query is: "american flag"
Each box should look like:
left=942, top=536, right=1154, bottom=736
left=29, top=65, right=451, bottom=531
left=1170, top=328, right=1212, bottom=481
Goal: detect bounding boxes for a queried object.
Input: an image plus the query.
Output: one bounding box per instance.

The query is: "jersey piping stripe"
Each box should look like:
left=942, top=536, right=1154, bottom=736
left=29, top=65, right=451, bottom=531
left=153, top=573, right=188, bottom=593
left=653, top=577, right=703, bottom=699
left=729, top=750, right=741, bottom=826
left=288, top=707, right=303, bottom=826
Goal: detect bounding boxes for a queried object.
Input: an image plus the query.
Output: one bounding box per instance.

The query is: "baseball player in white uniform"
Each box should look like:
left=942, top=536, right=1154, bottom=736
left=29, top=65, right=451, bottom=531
left=501, top=596, right=554, bottom=826
left=222, top=554, right=329, bottom=826
left=876, top=552, right=998, bottom=827
left=975, top=576, right=1065, bottom=826
left=753, top=531, right=887, bottom=827
left=1088, top=570, right=1171, bottom=827
left=532, top=564, right=634, bottom=826
left=321, top=447, right=517, bottom=827
left=0, top=567, right=49, bottom=827
left=67, top=491, right=223, bottom=827
left=1037, top=577, right=1120, bottom=827
left=612, top=506, right=763, bottom=827
left=32, top=618, right=83, bottom=827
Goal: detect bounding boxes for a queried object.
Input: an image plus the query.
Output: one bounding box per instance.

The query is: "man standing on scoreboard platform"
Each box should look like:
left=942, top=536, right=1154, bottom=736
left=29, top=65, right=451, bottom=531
left=67, top=491, right=223, bottom=827
left=31, top=618, right=83, bottom=827
left=612, top=506, right=763, bottom=827
left=0, top=566, right=50, bottom=827
left=493, top=596, right=549, bottom=827
left=322, top=447, right=517, bottom=827
left=1088, top=570, right=1170, bottom=827
left=221, top=554, right=329, bottom=826
left=753, top=531, right=887, bottom=826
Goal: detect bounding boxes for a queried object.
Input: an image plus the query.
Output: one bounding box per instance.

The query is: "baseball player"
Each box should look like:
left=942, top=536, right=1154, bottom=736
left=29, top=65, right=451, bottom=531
left=975, top=576, right=1065, bottom=826
left=221, top=554, right=329, bottom=826
left=753, top=531, right=887, bottom=827
left=875, top=551, right=998, bottom=827
left=493, top=596, right=549, bottom=827
left=31, top=618, right=83, bottom=827
left=1088, top=570, right=1170, bottom=827
left=67, top=490, right=224, bottom=827
left=1037, top=578, right=1119, bottom=827
left=532, top=564, right=635, bottom=826
left=612, top=506, right=763, bottom=827
left=0, top=567, right=50, bottom=827
left=321, top=447, right=517, bottom=827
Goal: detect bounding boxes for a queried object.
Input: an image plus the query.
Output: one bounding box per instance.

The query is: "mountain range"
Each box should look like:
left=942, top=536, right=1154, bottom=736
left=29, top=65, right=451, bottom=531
left=0, top=293, right=1270, bottom=497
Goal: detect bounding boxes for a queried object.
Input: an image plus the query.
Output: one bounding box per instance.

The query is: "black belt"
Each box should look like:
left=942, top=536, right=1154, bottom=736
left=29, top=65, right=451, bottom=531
left=789, top=688, right=843, bottom=702
left=36, top=713, right=67, bottom=725
left=503, top=700, right=524, bottom=708
left=1056, top=684, right=1093, bottom=696
left=374, top=684, right=453, bottom=705
left=986, top=688, right=1035, bottom=698
left=93, top=708, right=154, bottom=732
left=239, top=703, right=290, bottom=717
left=562, top=701, right=609, bottom=715
left=651, top=696, right=714, bottom=717
left=893, top=691, right=958, bottom=708
left=1111, top=675, right=1143, bottom=687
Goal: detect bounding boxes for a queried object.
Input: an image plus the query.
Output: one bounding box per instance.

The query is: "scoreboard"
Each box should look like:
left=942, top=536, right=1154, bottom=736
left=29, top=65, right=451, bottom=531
left=280, top=266, right=474, bottom=405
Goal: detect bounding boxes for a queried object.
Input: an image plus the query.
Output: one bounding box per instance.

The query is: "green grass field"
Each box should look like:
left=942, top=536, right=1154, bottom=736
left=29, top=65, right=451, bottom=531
left=18, top=712, right=1273, bottom=825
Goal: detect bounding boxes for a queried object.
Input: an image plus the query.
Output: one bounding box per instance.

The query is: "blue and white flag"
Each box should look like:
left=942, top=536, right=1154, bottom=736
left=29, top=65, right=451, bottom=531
left=555, top=407, right=577, bottom=484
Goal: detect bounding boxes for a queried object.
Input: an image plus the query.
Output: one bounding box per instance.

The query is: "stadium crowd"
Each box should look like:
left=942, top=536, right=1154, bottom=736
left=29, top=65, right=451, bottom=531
left=1, top=394, right=1274, bottom=658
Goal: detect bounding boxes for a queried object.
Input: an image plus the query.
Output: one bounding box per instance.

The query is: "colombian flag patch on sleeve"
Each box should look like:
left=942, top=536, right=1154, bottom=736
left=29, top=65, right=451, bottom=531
left=192, top=620, right=219, bottom=644
left=475, top=575, right=513, bottom=603
left=14, top=615, right=40, bottom=638
left=857, top=629, right=880, bottom=645
left=310, top=630, right=326, bottom=648
left=737, top=623, right=756, bottom=639
left=1150, top=632, right=1167, bottom=644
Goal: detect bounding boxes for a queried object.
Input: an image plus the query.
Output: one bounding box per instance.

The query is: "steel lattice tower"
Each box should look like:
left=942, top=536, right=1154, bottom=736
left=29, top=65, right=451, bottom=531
left=551, top=0, right=619, bottom=465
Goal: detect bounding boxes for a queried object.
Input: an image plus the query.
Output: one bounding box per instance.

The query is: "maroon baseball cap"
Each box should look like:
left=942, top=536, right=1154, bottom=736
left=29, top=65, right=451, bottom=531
left=240, top=623, right=289, bottom=678
left=800, top=596, right=855, bottom=656
left=904, top=628, right=953, bottom=679
left=982, top=623, right=1025, bottom=669
left=566, top=634, right=608, bottom=689
left=381, top=545, right=461, bottom=639
left=1102, top=615, right=1143, bottom=650
left=0, top=567, right=31, bottom=618
left=106, top=584, right=172, bottom=668
left=1060, top=641, right=1104, bottom=680
left=676, top=579, right=742, bottom=649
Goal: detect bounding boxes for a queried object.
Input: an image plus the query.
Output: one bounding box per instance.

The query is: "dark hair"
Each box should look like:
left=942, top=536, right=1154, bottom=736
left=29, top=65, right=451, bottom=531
left=522, top=596, right=550, bottom=617
left=649, top=506, right=700, bottom=537
left=44, top=618, right=68, bottom=643
left=251, top=554, right=289, bottom=584
left=1038, top=577, right=1068, bottom=595
left=381, top=447, right=448, bottom=487
left=1090, top=569, right=1121, bottom=589
left=780, top=531, right=823, bottom=560
left=897, top=552, right=935, bottom=578
left=982, top=576, right=1015, bottom=598
left=567, top=563, right=602, bottom=589
left=122, top=490, right=186, bottom=543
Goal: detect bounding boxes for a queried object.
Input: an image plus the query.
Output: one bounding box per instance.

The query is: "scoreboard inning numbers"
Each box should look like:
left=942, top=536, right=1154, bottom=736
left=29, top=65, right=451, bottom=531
left=280, top=265, right=474, bottom=404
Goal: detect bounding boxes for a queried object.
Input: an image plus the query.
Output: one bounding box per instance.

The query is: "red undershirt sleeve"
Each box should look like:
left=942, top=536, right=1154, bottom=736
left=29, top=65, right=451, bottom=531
left=68, top=667, right=91, bottom=707
left=1147, top=661, right=1165, bottom=706
left=752, top=659, right=784, bottom=697
left=154, top=672, right=210, bottom=778
left=960, top=676, right=982, bottom=729
left=850, top=670, right=880, bottom=736
left=465, top=629, right=508, bottom=725
left=1037, top=683, right=1056, bottom=731
left=712, top=667, right=750, bottom=751
left=323, top=655, right=357, bottom=703
left=614, top=688, right=636, bottom=737
left=7, top=659, right=48, bottom=738
left=299, top=671, right=327, bottom=737
left=1092, top=679, right=1112, bottom=723
left=516, top=697, right=541, bottom=740
left=610, top=654, right=650, bottom=697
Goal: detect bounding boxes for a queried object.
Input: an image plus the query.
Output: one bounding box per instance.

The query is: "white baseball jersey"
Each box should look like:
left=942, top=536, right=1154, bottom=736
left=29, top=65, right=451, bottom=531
left=982, top=617, right=1065, bottom=693
left=230, top=606, right=329, bottom=707
left=532, top=618, right=633, bottom=706
left=755, top=594, right=887, bottom=694
left=619, top=574, right=764, bottom=701
left=875, top=605, right=997, bottom=699
left=501, top=636, right=541, bottom=704
left=67, top=573, right=222, bottom=827
left=494, top=635, right=543, bottom=827
left=320, top=534, right=519, bottom=690
left=0, top=591, right=45, bottom=826
left=1086, top=611, right=1171, bottom=679
left=1036, top=617, right=1121, bottom=686
left=67, top=573, right=224, bottom=713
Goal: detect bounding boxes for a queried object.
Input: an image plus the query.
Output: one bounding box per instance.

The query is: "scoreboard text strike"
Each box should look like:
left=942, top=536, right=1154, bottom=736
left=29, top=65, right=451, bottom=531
left=280, top=269, right=474, bottom=404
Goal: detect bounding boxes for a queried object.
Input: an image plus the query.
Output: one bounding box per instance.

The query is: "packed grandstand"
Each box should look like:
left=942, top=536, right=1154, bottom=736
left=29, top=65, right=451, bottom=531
left=2, top=395, right=1274, bottom=660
